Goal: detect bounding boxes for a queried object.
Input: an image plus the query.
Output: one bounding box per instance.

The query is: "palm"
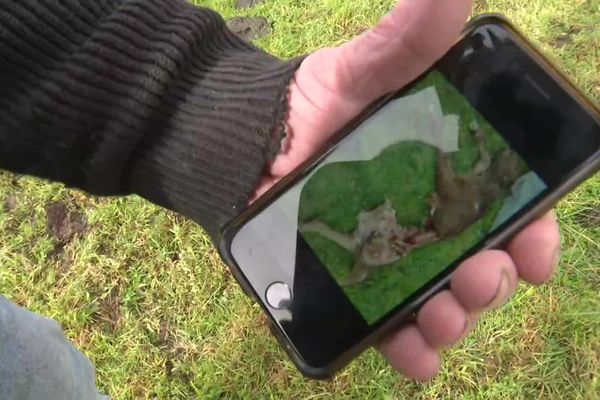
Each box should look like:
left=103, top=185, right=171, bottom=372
left=252, top=0, right=560, bottom=381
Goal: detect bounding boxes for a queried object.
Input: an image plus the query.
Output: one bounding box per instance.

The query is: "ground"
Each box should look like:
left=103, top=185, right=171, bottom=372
left=0, top=0, right=599, bottom=399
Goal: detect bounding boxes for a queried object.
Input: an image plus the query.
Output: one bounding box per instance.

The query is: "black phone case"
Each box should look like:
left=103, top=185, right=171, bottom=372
left=218, top=14, right=600, bottom=379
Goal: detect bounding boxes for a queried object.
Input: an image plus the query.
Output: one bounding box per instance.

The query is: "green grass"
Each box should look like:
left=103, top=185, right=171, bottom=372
left=0, top=0, right=599, bottom=398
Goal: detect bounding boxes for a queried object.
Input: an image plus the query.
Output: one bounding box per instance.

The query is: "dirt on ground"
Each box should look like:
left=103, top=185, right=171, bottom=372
left=574, top=204, right=600, bottom=229
left=235, top=0, right=264, bottom=9
left=46, top=201, right=88, bottom=244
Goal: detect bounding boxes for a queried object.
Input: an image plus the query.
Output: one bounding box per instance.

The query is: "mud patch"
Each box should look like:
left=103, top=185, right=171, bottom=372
left=552, top=25, right=583, bottom=49
left=157, top=320, right=186, bottom=381
left=158, top=319, right=171, bottom=348
left=46, top=201, right=88, bottom=244
left=96, top=286, right=123, bottom=334
left=226, top=16, right=271, bottom=41
left=3, top=195, right=17, bottom=213
left=50, top=247, right=77, bottom=284
left=158, top=320, right=175, bottom=378
left=235, top=0, right=264, bottom=9
left=573, top=205, right=600, bottom=229
left=157, top=319, right=188, bottom=361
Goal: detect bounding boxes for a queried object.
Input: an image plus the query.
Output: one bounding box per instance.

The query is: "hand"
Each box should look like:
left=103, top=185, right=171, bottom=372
left=254, top=0, right=561, bottom=380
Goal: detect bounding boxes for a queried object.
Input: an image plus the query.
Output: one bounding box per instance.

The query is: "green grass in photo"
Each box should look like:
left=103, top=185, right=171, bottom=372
left=298, top=71, right=523, bottom=324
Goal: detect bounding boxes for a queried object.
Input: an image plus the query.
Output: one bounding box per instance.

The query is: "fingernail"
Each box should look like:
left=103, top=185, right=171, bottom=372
left=486, top=270, right=511, bottom=310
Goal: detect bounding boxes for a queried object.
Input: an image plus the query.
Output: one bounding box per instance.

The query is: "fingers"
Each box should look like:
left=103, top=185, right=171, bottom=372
left=380, top=212, right=559, bottom=380
left=381, top=250, right=520, bottom=378
left=418, top=250, right=519, bottom=349
left=272, top=0, right=473, bottom=178
left=380, top=324, right=441, bottom=381
left=412, top=216, right=558, bottom=353
left=507, top=211, right=561, bottom=284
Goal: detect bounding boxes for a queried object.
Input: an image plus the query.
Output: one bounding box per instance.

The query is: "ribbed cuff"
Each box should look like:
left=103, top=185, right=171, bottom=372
left=120, top=4, right=305, bottom=237
left=128, top=53, right=304, bottom=237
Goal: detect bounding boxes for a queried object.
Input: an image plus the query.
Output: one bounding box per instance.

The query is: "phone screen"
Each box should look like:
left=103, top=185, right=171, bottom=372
left=297, top=69, right=546, bottom=324
left=228, top=21, right=600, bottom=369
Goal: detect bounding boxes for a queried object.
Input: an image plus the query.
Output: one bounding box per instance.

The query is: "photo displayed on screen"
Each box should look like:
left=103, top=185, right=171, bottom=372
left=297, top=71, right=548, bottom=325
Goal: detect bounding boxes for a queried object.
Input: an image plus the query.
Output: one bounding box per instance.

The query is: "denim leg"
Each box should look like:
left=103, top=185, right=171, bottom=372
left=0, top=296, right=108, bottom=400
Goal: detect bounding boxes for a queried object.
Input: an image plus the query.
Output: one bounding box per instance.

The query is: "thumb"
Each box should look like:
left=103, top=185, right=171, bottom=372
left=290, top=0, right=472, bottom=133
left=270, top=0, right=472, bottom=178
left=337, top=0, right=473, bottom=101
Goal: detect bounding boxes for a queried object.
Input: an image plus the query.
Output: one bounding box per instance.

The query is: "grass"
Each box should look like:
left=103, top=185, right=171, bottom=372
left=0, top=0, right=599, bottom=398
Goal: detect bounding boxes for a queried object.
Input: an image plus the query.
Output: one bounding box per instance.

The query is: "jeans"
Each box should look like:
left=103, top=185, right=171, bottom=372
left=0, top=296, right=108, bottom=400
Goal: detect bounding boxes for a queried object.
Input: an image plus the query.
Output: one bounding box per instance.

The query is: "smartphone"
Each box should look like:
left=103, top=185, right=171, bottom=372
left=218, top=14, right=600, bottom=379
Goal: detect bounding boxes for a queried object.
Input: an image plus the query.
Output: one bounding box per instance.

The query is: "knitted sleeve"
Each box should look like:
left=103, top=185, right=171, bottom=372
left=0, top=0, right=303, bottom=237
